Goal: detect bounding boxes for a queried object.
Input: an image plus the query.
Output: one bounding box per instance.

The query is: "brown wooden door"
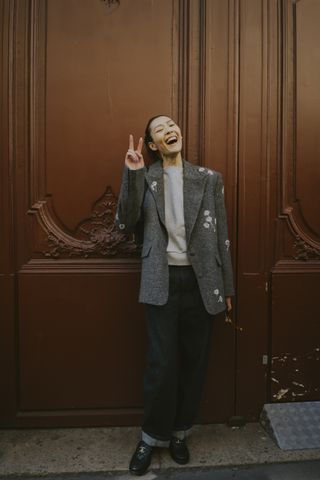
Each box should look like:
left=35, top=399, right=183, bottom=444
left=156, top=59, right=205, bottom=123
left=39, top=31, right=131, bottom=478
left=269, top=0, right=320, bottom=405
left=235, top=0, right=320, bottom=419
left=1, top=0, right=319, bottom=428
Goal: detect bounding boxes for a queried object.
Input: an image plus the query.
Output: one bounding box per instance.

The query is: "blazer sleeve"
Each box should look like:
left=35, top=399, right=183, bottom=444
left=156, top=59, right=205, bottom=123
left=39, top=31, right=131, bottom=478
left=115, top=165, right=146, bottom=234
left=214, top=172, right=235, bottom=296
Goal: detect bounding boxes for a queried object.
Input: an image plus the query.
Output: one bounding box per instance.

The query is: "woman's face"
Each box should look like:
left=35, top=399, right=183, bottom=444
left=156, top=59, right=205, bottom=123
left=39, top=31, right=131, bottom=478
left=148, top=116, right=182, bottom=157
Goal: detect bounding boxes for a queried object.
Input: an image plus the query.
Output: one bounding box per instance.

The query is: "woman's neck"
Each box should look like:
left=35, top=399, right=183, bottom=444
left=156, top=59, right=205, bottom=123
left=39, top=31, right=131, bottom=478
left=161, top=152, right=182, bottom=168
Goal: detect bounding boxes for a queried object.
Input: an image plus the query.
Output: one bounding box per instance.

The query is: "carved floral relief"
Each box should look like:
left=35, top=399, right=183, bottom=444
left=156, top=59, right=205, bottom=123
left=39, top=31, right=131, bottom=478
left=29, top=187, right=141, bottom=259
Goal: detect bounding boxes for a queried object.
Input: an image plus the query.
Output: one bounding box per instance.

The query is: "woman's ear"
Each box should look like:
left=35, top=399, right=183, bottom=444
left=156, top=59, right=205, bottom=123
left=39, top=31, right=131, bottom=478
left=148, top=142, right=158, bottom=152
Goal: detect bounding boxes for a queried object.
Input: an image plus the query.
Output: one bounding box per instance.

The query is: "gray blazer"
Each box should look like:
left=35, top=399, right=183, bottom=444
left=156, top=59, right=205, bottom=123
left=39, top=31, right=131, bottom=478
left=115, top=159, right=235, bottom=315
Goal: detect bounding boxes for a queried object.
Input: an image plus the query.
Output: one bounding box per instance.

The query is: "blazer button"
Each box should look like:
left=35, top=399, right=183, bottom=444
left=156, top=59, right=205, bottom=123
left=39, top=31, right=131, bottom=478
left=198, top=273, right=203, bottom=278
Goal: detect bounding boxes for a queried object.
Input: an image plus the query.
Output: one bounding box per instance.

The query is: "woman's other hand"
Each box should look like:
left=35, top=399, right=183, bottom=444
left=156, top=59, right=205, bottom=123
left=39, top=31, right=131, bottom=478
left=225, top=296, right=232, bottom=312
left=125, top=134, right=145, bottom=170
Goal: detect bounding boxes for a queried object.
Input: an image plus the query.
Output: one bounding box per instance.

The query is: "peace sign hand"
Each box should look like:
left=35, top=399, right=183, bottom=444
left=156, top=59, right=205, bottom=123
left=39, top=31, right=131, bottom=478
left=125, top=134, right=145, bottom=170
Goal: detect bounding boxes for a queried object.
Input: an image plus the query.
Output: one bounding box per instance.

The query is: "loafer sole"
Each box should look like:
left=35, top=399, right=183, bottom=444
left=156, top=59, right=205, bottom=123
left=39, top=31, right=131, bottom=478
left=170, top=454, right=189, bottom=465
left=129, top=464, right=151, bottom=476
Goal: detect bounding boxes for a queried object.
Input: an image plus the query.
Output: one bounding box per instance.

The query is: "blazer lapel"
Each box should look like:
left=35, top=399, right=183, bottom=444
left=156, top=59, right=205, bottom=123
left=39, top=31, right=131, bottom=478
left=145, top=159, right=207, bottom=242
left=183, top=159, right=208, bottom=244
left=145, top=160, right=166, bottom=227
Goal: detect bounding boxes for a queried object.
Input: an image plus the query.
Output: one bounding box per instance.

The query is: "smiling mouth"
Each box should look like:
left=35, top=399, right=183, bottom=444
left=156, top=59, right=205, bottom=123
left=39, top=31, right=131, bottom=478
left=165, top=135, right=179, bottom=145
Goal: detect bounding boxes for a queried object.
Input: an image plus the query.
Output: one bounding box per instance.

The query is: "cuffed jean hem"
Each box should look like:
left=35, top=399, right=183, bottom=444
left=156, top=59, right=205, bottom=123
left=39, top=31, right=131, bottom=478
left=172, top=426, right=193, bottom=440
left=141, top=430, right=170, bottom=447
left=141, top=427, right=193, bottom=447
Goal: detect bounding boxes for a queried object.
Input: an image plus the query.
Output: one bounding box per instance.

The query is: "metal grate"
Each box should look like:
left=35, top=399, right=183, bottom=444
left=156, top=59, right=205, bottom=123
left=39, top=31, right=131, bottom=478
left=260, top=402, right=320, bottom=450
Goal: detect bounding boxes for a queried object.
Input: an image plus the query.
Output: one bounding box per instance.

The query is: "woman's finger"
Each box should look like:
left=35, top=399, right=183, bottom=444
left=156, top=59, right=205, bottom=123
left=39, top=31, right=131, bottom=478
left=137, top=137, right=143, bottom=154
left=129, top=134, right=134, bottom=151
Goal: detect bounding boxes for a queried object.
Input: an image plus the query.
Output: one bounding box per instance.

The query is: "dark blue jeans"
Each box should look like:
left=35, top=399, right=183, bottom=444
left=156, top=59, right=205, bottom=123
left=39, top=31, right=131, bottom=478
left=142, top=265, right=214, bottom=446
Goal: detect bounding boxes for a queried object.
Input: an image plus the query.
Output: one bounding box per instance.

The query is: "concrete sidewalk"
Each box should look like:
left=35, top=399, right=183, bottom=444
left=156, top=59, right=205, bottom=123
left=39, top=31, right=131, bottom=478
left=1, top=423, right=320, bottom=477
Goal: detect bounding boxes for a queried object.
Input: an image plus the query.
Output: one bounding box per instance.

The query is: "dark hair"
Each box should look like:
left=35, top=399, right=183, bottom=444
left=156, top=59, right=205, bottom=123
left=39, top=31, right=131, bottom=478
left=144, top=114, right=176, bottom=162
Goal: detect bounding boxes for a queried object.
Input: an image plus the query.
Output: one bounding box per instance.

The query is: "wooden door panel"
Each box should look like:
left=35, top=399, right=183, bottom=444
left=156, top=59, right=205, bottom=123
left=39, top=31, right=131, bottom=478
left=271, top=274, right=320, bottom=402
left=45, top=0, right=179, bottom=230
left=235, top=0, right=275, bottom=419
left=5, top=0, right=182, bottom=426
left=0, top=0, right=238, bottom=426
left=296, top=0, right=320, bottom=237
left=269, top=0, right=320, bottom=404
left=0, top=0, right=16, bottom=427
left=236, top=0, right=320, bottom=419
left=19, top=272, right=145, bottom=410
left=278, top=0, right=320, bottom=247
left=19, top=0, right=179, bottom=422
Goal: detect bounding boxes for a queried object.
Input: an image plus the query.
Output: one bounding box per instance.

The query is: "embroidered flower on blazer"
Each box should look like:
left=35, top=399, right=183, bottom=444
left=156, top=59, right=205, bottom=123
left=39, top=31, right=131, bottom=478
left=214, top=289, right=223, bottom=303
left=225, top=239, right=230, bottom=251
left=203, top=210, right=216, bottom=231
left=199, top=167, right=214, bottom=175
left=151, top=181, right=157, bottom=192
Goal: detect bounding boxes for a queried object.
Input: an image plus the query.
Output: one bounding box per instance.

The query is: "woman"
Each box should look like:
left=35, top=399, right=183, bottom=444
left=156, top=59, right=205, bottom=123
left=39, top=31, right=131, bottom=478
left=116, top=115, right=234, bottom=475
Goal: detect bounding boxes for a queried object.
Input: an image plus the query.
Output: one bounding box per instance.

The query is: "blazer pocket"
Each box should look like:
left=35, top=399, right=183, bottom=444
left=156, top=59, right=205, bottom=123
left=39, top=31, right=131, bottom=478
left=215, top=253, right=222, bottom=266
left=141, top=241, right=153, bottom=258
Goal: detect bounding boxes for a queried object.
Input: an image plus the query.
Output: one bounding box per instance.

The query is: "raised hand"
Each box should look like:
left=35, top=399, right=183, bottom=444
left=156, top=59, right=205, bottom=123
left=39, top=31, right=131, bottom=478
left=125, top=134, right=145, bottom=170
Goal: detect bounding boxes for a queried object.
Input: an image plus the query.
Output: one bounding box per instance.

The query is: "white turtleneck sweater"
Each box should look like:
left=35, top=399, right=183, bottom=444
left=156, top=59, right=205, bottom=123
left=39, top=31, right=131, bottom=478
left=163, top=165, right=191, bottom=266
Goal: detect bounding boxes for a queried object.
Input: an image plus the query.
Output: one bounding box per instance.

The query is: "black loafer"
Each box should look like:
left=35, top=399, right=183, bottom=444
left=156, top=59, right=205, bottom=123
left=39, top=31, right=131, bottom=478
left=169, top=437, right=190, bottom=465
left=129, top=440, right=153, bottom=476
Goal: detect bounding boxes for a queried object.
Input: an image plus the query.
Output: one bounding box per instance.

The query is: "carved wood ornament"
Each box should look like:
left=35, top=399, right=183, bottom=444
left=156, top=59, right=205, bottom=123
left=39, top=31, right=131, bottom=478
left=29, top=188, right=140, bottom=259
left=100, top=0, right=120, bottom=14
left=293, top=235, right=320, bottom=262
